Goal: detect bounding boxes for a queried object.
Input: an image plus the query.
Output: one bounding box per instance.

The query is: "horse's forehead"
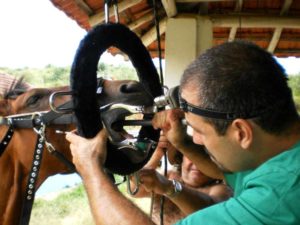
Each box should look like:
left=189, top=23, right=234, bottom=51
left=19, top=86, right=69, bottom=99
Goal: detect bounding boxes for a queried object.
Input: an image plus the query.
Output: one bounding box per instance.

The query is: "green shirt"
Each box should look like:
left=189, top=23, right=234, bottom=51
left=175, top=141, right=300, bottom=225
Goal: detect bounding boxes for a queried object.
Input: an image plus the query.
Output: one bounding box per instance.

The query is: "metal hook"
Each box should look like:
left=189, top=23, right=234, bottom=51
left=104, top=0, right=109, bottom=23
left=49, top=91, right=73, bottom=114
left=126, top=172, right=140, bottom=196
left=104, top=0, right=119, bottom=23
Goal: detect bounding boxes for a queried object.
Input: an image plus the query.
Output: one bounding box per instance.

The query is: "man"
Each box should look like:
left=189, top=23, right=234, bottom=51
left=66, top=41, right=300, bottom=224
left=130, top=134, right=231, bottom=225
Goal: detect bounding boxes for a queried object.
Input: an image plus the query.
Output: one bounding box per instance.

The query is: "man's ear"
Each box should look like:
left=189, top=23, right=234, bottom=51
left=231, top=119, right=253, bottom=149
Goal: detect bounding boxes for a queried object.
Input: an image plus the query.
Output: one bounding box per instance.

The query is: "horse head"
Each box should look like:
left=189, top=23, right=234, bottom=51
left=0, top=77, right=155, bottom=225
left=0, top=22, right=163, bottom=225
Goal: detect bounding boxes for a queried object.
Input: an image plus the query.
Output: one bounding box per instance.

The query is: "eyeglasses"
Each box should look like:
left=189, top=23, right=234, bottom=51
left=179, top=97, right=259, bottom=120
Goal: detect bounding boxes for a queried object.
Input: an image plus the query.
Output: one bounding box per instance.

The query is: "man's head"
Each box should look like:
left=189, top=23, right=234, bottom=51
left=179, top=41, right=299, bottom=172
left=181, top=156, right=214, bottom=188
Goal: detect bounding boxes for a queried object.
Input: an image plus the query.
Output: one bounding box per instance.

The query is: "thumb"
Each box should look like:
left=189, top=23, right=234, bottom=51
left=96, top=129, right=108, bottom=140
left=65, top=131, right=80, bottom=143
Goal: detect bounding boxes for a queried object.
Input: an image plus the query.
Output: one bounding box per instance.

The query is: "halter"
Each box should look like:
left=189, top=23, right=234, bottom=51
left=0, top=102, right=78, bottom=225
left=0, top=79, right=106, bottom=225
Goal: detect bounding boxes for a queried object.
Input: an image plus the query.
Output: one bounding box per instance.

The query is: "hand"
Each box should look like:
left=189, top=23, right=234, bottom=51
left=156, top=133, right=180, bottom=165
left=138, top=169, right=172, bottom=196
left=152, top=109, right=186, bottom=149
left=65, top=129, right=108, bottom=175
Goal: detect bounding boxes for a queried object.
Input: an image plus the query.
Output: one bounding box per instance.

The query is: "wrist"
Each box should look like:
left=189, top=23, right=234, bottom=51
left=77, top=159, right=104, bottom=178
left=164, top=179, right=183, bottom=198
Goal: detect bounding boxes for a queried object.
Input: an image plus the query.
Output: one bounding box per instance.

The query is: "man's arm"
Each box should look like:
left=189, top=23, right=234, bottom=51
left=82, top=163, right=154, bottom=225
left=138, top=169, right=228, bottom=215
left=177, top=139, right=224, bottom=179
left=66, top=130, right=155, bottom=225
left=152, top=110, right=224, bottom=179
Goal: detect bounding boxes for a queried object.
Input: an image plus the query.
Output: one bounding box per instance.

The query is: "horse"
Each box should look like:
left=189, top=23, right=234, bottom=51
left=0, top=78, right=156, bottom=225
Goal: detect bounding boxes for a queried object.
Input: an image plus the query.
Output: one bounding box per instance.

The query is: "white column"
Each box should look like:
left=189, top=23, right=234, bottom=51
left=165, top=17, right=197, bottom=88
left=164, top=16, right=213, bottom=88
left=196, top=16, right=213, bottom=56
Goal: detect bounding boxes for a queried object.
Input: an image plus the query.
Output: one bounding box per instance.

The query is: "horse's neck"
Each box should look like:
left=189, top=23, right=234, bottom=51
left=0, top=125, right=74, bottom=224
left=0, top=149, right=24, bottom=225
left=0, top=129, right=42, bottom=225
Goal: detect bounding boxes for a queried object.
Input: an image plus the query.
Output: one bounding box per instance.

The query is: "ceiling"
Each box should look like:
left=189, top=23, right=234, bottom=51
left=50, top=0, right=300, bottom=58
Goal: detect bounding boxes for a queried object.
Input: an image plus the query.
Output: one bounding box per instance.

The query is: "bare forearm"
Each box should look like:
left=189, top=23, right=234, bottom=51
left=168, top=186, right=214, bottom=215
left=81, top=165, right=155, bottom=225
left=178, top=141, right=224, bottom=179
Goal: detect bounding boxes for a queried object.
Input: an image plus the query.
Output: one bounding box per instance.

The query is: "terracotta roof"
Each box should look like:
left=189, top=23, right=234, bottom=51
left=50, top=0, right=300, bottom=58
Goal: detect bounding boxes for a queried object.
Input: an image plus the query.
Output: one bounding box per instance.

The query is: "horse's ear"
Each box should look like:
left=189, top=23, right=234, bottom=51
left=0, top=99, right=10, bottom=116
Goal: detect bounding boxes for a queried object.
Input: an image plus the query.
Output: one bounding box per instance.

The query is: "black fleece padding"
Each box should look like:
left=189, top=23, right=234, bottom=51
left=70, top=23, right=162, bottom=175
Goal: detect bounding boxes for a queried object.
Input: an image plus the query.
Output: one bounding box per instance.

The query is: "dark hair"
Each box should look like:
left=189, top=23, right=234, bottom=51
left=180, top=41, right=299, bottom=135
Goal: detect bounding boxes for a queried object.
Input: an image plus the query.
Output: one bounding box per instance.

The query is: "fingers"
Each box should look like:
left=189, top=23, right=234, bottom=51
left=152, top=109, right=184, bottom=130
left=137, top=169, right=168, bottom=195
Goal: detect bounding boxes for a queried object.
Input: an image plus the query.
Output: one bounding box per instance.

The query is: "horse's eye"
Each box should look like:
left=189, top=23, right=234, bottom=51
left=26, top=95, right=41, bottom=106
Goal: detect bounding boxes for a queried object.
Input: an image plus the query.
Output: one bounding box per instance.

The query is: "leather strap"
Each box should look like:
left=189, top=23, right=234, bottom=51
left=19, top=129, right=45, bottom=225
left=0, top=126, right=14, bottom=157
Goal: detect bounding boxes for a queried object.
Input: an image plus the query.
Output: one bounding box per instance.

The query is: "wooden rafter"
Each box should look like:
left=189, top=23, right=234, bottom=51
left=128, top=12, right=154, bottom=30
left=228, top=0, right=243, bottom=42
left=141, top=17, right=167, bottom=47
left=212, top=16, right=300, bottom=29
left=162, top=0, right=177, bottom=17
left=268, top=0, right=293, bottom=53
left=234, top=0, right=243, bottom=12
left=74, top=0, right=93, bottom=15
left=268, top=28, right=283, bottom=53
left=228, top=26, right=238, bottom=42
left=89, top=0, right=143, bottom=27
left=176, top=0, right=234, bottom=3
left=280, top=0, right=293, bottom=15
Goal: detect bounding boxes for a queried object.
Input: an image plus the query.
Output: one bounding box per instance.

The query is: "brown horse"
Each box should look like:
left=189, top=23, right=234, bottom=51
left=0, top=78, right=154, bottom=225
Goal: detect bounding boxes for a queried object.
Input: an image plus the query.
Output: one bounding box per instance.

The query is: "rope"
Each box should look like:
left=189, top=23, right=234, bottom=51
left=152, top=0, right=164, bottom=87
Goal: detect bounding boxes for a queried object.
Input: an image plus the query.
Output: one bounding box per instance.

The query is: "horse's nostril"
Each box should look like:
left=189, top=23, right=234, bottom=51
left=120, top=81, right=142, bottom=93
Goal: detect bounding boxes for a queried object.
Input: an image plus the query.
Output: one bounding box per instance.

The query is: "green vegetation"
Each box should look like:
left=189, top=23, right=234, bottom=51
left=30, top=181, right=150, bottom=225
left=288, top=75, right=300, bottom=110
left=2, top=64, right=299, bottom=110
left=30, top=185, right=93, bottom=225
left=0, top=62, right=138, bottom=88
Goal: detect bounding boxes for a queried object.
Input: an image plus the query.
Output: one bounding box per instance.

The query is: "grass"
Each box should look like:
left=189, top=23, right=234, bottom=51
left=30, top=180, right=151, bottom=225
left=30, top=185, right=94, bottom=225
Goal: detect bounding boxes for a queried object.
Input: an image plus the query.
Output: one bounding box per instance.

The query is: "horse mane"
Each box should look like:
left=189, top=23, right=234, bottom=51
left=2, top=76, right=30, bottom=99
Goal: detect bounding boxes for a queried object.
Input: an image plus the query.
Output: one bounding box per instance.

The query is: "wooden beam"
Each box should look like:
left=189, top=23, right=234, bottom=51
left=212, top=15, right=300, bottom=29
left=127, top=12, right=154, bottom=31
left=74, top=0, right=93, bottom=15
left=228, top=26, right=238, bottom=42
left=198, top=2, right=209, bottom=14
left=176, top=0, right=233, bottom=2
left=228, top=0, right=243, bottom=42
left=268, top=0, right=293, bottom=53
left=141, top=18, right=167, bottom=47
left=280, top=0, right=293, bottom=15
left=234, top=0, right=243, bottom=12
left=216, top=36, right=300, bottom=42
left=162, top=0, right=177, bottom=17
left=268, top=28, right=283, bottom=53
left=89, top=0, right=143, bottom=27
